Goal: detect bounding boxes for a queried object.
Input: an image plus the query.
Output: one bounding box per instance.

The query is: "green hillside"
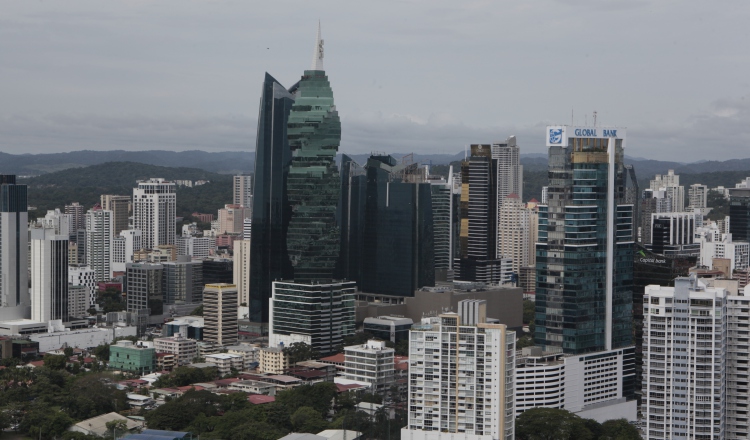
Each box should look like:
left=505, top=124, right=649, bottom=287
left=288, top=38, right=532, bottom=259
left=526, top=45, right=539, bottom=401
left=21, top=161, right=234, bottom=219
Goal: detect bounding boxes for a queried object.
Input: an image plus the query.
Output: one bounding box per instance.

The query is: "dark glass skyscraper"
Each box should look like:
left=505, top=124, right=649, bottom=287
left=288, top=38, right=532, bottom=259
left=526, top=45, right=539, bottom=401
left=535, top=126, right=634, bottom=354
left=249, top=73, right=297, bottom=323
left=730, top=187, right=750, bottom=242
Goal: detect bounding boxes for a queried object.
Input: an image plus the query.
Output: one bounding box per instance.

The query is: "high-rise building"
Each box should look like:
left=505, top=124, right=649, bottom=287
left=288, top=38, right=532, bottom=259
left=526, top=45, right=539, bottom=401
left=242, top=218, right=251, bottom=241
left=650, top=169, right=685, bottom=212
left=176, top=236, right=214, bottom=259
left=269, top=280, right=355, bottom=355
left=649, top=210, right=701, bottom=257
left=68, top=285, right=88, bottom=319
left=0, top=175, right=30, bottom=320
left=285, top=25, right=341, bottom=284
left=85, top=208, right=113, bottom=282
left=638, top=188, right=672, bottom=245
left=536, top=125, right=634, bottom=354
left=403, top=310, right=515, bottom=440
left=233, top=239, right=251, bottom=306
left=343, top=340, right=394, bottom=395
left=233, top=174, right=253, bottom=208
left=697, top=224, right=750, bottom=273
left=40, top=209, right=73, bottom=237
left=729, top=187, right=750, bottom=242
left=69, top=265, right=97, bottom=307
left=203, top=283, right=238, bottom=346
left=101, top=195, right=131, bottom=235
left=493, top=135, right=523, bottom=202
left=111, top=229, right=143, bottom=273
left=217, top=204, right=250, bottom=235
left=429, top=168, right=458, bottom=282
left=133, top=178, right=176, bottom=250
left=498, top=193, right=530, bottom=276
left=30, top=228, right=69, bottom=322
left=64, top=202, right=86, bottom=233
left=162, top=257, right=203, bottom=305
left=125, top=263, right=164, bottom=316
left=688, top=183, right=709, bottom=209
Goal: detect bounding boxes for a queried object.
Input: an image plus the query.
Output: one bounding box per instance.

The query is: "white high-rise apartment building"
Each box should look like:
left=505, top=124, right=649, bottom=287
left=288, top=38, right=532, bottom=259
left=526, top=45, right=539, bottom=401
left=232, top=239, right=250, bottom=306
left=217, top=204, right=250, bottom=235
left=85, top=209, right=113, bottom=282
left=0, top=175, right=30, bottom=321
left=344, top=340, right=394, bottom=395
left=40, top=209, right=73, bottom=237
left=112, top=229, right=143, bottom=273
left=176, top=236, right=214, bottom=258
left=233, top=174, right=253, bottom=208
left=68, top=265, right=97, bottom=307
left=642, top=278, right=728, bottom=440
left=491, top=136, right=523, bottom=202
left=100, top=194, right=131, bottom=236
left=30, top=228, right=69, bottom=322
left=243, top=218, right=251, bottom=241
left=650, top=169, right=685, bottom=212
left=403, top=309, right=515, bottom=440
left=498, top=194, right=529, bottom=275
left=689, top=183, right=709, bottom=209
left=697, top=224, right=750, bottom=273
left=133, top=178, right=176, bottom=249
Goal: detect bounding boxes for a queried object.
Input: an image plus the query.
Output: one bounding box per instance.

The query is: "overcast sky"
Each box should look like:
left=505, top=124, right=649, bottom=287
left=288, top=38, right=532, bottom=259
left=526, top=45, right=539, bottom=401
left=1, top=0, right=748, bottom=161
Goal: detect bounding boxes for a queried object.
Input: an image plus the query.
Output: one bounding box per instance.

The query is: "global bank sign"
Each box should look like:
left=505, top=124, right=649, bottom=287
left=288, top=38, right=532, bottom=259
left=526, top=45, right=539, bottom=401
left=546, top=125, right=626, bottom=147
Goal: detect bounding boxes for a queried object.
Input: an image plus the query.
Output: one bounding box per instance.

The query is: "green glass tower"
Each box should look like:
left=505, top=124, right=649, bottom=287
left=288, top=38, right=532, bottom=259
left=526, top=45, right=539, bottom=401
left=286, top=24, right=341, bottom=282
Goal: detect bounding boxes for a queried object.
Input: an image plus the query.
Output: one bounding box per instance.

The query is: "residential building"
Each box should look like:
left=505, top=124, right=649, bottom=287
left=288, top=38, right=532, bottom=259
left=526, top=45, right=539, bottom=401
left=363, top=316, right=413, bottom=343
left=536, top=125, right=634, bottom=354
left=650, top=169, right=685, bottom=212
left=176, top=236, right=214, bottom=259
left=259, top=346, right=289, bottom=374
left=234, top=174, right=253, bottom=208
left=68, top=285, right=89, bottom=319
left=343, top=340, right=394, bottom=394
left=243, top=218, right=251, bottom=241
left=225, top=344, right=260, bottom=367
left=162, top=257, right=203, bottom=305
left=498, top=193, right=530, bottom=276
left=269, top=280, right=355, bottom=355
left=85, top=208, right=113, bottom=282
left=109, top=340, right=156, bottom=374
left=429, top=168, right=458, bottom=282
left=403, top=310, right=515, bottom=440
left=69, top=265, right=97, bottom=307
left=100, top=195, right=131, bottom=235
left=133, top=178, right=176, bottom=249
left=217, top=204, right=250, bottom=235
left=153, top=336, right=198, bottom=366
left=191, top=212, right=213, bottom=223
left=205, top=353, right=244, bottom=375
left=156, top=352, right=175, bottom=371
left=0, top=175, right=30, bottom=320
left=125, top=263, right=164, bottom=316
left=233, top=239, right=251, bottom=306
left=30, top=228, right=69, bottom=322
left=493, top=135, right=523, bottom=202
left=697, top=225, right=750, bottom=273
left=730, top=187, right=750, bottom=242
left=203, top=283, right=238, bottom=346
left=688, top=183, right=709, bottom=209
left=40, top=209, right=73, bottom=237
left=64, top=202, right=86, bottom=232
left=112, top=229, right=143, bottom=273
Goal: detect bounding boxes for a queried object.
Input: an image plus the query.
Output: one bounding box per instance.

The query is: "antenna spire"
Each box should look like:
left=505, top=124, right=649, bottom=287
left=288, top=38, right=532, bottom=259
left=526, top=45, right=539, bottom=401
left=311, top=21, right=324, bottom=71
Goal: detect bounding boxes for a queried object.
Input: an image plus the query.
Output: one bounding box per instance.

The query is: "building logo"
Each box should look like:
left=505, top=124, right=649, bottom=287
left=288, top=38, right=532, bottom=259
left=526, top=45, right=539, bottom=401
left=549, top=128, right=563, bottom=144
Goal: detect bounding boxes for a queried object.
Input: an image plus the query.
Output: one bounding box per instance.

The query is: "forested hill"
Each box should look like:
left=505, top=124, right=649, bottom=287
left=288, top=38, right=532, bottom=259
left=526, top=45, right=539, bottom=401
left=21, top=162, right=233, bottom=219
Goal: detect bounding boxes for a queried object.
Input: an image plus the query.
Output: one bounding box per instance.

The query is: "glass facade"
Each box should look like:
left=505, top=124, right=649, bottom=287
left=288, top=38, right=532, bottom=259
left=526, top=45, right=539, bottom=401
left=730, top=188, right=750, bottom=242
left=162, top=260, right=203, bottom=305
left=285, top=69, right=341, bottom=282
left=249, top=73, right=296, bottom=323
left=535, top=138, right=634, bottom=354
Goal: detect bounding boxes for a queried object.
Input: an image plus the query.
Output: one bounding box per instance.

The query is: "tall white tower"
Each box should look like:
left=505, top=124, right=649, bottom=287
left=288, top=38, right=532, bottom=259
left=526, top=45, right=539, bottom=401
left=86, top=208, right=113, bottom=282
left=133, top=178, right=176, bottom=249
left=30, top=228, right=69, bottom=322
left=0, top=175, right=30, bottom=320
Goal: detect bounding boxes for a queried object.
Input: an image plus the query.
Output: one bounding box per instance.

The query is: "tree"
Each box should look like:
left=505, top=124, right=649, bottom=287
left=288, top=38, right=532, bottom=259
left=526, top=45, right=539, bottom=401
left=600, top=418, right=641, bottom=440
left=275, top=382, right=338, bottom=414
left=19, top=404, right=74, bottom=440
left=515, top=408, right=594, bottom=440
left=191, top=305, right=204, bottom=316
left=63, top=346, right=74, bottom=358
left=44, top=354, right=67, bottom=370
left=290, top=407, right=329, bottom=433
left=92, top=343, right=110, bottom=360
left=64, top=374, right=129, bottom=419
left=395, top=339, right=409, bottom=356
left=523, top=300, right=535, bottom=324
left=106, top=419, right=128, bottom=436
left=283, top=342, right=318, bottom=365
left=359, top=393, right=382, bottom=404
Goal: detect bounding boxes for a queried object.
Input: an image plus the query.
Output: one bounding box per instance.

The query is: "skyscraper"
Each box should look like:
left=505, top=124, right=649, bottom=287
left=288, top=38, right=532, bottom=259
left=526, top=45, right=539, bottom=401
left=64, top=202, right=86, bottom=233
left=133, top=178, right=176, bottom=250
left=233, top=174, right=253, bottom=208
left=233, top=239, right=251, bottom=306
left=650, top=169, right=685, bottom=212
left=0, top=175, right=30, bottom=320
left=30, top=228, right=69, bottom=322
left=729, top=187, right=750, bottom=242
left=125, top=262, right=164, bottom=315
left=493, top=135, right=523, bottom=202
left=536, top=125, right=634, bottom=354
left=85, top=208, right=113, bottom=282
left=101, top=194, right=131, bottom=235
left=203, top=283, right=238, bottom=346
left=285, top=24, right=341, bottom=283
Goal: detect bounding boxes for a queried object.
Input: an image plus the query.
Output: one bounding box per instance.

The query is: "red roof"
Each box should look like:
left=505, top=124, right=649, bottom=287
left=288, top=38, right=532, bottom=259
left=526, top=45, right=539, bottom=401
left=336, top=383, right=368, bottom=393
left=213, top=378, right=240, bottom=387
left=248, top=395, right=276, bottom=405
left=28, top=360, right=45, bottom=367
left=177, top=385, right=205, bottom=392
left=320, top=353, right=345, bottom=364
left=529, top=198, right=539, bottom=203
left=156, top=352, right=174, bottom=358
left=507, top=193, right=520, bottom=199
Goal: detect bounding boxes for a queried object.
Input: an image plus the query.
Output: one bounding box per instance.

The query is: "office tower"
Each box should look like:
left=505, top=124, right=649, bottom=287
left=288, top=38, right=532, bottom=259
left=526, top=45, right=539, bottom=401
left=40, top=209, right=73, bottom=237
left=217, top=204, right=250, bottom=234
left=233, top=239, right=251, bottom=306
left=133, top=178, right=176, bottom=250
left=69, top=265, right=97, bottom=307
left=649, top=211, right=701, bottom=257
left=404, top=311, right=515, bottom=440
left=493, top=135, right=523, bottom=202
left=125, top=263, right=164, bottom=315
left=0, top=175, right=30, bottom=320
left=202, top=259, right=233, bottom=284
left=639, top=188, right=672, bottom=245
left=75, top=229, right=87, bottom=263
left=85, top=208, right=113, bottom=282
left=730, top=187, right=750, bottom=242
left=242, top=218, right=251, bottom=241
left=642, top=278, right=731, bottom=440
left=100, top=195, right=131, bottom=235
left=233, top=174, right=253, bottom=208
left=536, top=125, right=634, bottom=354
left=248, top=71, right=296, bottom=324
left=112, top=229, right=143, bottom=273
left=176, top=236, right=214, bottom=258
left=363, top=316, right=414, bottom=343
left=340, top=155, right=435, bottom=296
left=162, top=257, right=203, bottom=305
left=498, top=193, right=530, bottom=276
left=650, top=169, right=685, bottom=212
left=68, top=285, right=88, bottom=319
left=541, top=186, right=549, bottom=204
left=285, top=25, right=341, bottom=283
left=688, top=183, right=708, bottom=209
left=203, top=283, right=238, bottom=346
left=30, top=228, right=69, bottom=322
left=455, top=144, right=508, bottom=284
left=343, top=340, right=394, bottom=395
left=430, top=168, right=457, bottom=282
left=65, top=202, right=86, bottom=232
left=269, top=280, right=355, bottom=355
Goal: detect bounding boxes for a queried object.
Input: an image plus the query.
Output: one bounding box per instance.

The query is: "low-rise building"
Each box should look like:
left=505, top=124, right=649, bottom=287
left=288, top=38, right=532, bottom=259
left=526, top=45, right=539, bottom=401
left=205, top=353, right=244, bottom=375
left=109, top=340, right=156, bottom=374
left=225, top=344, right=260, bottom=368
left=259, top=346, right=289, bottom=374
left=363, top=316, right=413, bottom=343
left=229, top=379, right=276, bottom=396
left=153, top=336, right=198, bottom=366
left=344, top=340, right=394, bottom=395
left=156, top=352, right=175, bottom=372
left=69, top=412, right=143, bottom=437
left=163, top=316, right=204, bottom=340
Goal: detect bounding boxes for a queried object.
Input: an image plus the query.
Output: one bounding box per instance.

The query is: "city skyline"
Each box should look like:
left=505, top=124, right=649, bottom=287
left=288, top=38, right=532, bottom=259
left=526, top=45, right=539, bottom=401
left=0, top=1, right=748, bottom=161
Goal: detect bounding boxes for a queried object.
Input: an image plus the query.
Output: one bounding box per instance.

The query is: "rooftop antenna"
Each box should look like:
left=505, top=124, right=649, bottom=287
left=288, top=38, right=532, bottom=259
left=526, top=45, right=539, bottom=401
left=464, top=144, right=468, bottom=160
left=593, top=111, right=598, bottom=127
